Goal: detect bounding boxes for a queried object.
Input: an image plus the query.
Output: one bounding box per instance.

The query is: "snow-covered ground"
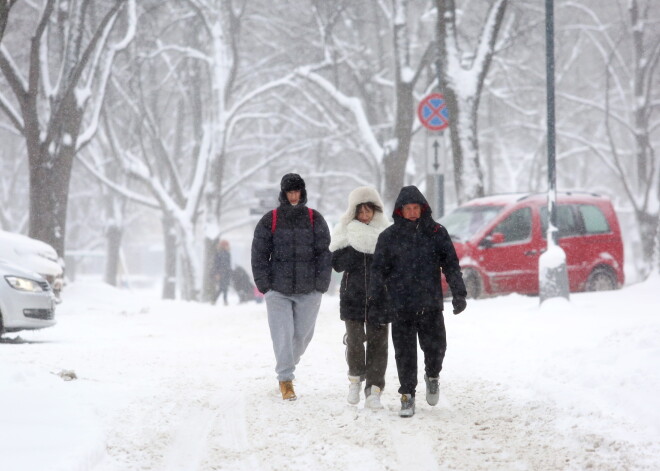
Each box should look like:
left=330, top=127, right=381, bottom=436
left=1, top=276, right=659, bottom=471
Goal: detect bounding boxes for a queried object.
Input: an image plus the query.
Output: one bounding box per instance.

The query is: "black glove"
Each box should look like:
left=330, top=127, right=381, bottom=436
left=452, top=296, right=467, bottom=315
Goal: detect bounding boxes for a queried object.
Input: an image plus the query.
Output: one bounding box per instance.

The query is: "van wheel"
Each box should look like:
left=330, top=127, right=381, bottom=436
left=464, top=269, right=482, bottom=299
left=586, top=267, right=617, bottom=292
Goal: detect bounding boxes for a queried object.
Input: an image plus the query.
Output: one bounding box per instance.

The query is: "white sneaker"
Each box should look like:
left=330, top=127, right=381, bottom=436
left=365, top=386, right=384, bottom=409
left=347, top=376, right=362, bottom=405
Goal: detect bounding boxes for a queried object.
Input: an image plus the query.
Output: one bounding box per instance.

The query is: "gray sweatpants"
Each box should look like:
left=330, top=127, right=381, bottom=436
left=265, top=290, right=323, bottom=381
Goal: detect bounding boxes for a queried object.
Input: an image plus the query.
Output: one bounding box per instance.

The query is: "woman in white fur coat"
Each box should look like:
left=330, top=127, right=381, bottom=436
left=330, top=186, right=391, bottom=409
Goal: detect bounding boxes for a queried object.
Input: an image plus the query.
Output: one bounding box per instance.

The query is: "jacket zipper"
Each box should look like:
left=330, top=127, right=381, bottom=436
left=363, top=253, right=368, bottom=321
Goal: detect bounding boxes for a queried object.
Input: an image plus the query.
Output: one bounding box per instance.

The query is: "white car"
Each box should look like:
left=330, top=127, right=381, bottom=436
left=0, top=260, right=56, bottom=333
left=0, top=230, right=64, bottom=299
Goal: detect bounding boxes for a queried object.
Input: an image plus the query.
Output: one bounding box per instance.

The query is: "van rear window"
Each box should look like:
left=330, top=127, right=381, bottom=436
left=541, top=204, right=610, bottom=237
left=579, top=205, right=611, bottom=234
left=541, top=206, right=579, bottom=238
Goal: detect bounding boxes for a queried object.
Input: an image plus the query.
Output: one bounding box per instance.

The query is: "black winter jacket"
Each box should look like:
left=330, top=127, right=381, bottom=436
left=332, top=246, right=374, bottom=321
left=369, top=186, right=466, bottom=322
left=251, top=197, right=331, bottom=296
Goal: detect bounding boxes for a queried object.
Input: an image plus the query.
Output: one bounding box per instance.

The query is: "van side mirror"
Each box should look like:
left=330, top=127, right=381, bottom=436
left=481, top=232, right=505, bottom=248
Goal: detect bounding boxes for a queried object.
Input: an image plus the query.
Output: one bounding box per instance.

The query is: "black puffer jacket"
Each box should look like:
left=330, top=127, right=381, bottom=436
left=332, top=246, right=373, bottom=321
left=330, top=186, right=391, bottom=322
left=369, top=186, right=466, bottom=322
left=251, top=179, right=331, bottom=296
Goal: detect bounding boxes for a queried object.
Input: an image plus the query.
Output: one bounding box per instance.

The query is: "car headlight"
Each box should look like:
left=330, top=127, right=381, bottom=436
left=4, top=276, right=45, bottom=292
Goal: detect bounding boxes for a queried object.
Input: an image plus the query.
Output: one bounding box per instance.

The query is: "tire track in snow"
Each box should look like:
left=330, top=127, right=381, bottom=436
left=90, top=303, right=660, bottom=471
left=160, top=402, right=218, bottom=471
left=203, top=392, right=263, bottom=470
left=389, top=428, right=440, bottom=471
left=416, top=377, right=660, bottom=471
left=235, top=374, right=660, bottom=471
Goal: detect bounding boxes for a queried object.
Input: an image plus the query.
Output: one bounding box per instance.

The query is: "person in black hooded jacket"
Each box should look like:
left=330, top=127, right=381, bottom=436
left=251, top=173, right=332, bottom=401
left=369, top=185, right=467, bottom=417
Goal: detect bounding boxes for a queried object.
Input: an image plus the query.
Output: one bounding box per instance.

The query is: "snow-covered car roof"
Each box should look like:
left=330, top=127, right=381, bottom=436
left=460, top=191, right=611, bottom=208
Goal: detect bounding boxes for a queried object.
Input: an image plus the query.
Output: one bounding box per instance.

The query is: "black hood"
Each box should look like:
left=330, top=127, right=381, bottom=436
left=392, top=185, right=433, bottom=222
left=278, top=173, right=308, bottom=205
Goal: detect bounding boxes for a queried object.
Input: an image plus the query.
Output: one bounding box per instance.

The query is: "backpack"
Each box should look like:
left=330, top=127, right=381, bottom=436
left=271, top=208, right=314, bottom=233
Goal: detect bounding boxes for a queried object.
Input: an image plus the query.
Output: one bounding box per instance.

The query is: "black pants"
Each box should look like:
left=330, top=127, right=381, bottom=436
left=214, top=281, right=229, bottom=305
left=391, top=309, right=446, bottom=396
left=344, top=320, right=388, bottom=390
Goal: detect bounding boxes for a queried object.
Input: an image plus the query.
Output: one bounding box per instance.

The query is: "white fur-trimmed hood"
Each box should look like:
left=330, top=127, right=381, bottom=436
left=329, top=186, right=390, bottom=254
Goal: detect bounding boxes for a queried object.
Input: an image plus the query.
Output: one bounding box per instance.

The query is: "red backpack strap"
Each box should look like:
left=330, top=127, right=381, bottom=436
left=271, top=209, right=277, bottom=233
left=308, top=208, right=314, bottom=227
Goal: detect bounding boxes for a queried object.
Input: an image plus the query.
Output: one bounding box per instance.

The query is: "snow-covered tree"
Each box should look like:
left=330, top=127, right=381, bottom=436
left=280, top=0, right=435, bottom=209
left=0, top=0, right=18, bottom=43
left=77, top=0, right=210, bottom=299
left=77, top=1, right=327, bottom=299
left=434, top=0, right=509, bottom=204
left=0, top=139, right=28, bottom=232
left=0, top=0, right=135, bottom=257
left=597, top=0, right=660, bottom=277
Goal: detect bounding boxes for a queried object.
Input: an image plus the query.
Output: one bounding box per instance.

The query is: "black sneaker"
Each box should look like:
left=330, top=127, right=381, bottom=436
left=424, top=374, right=439, bottom=406
left=399, top=394, right=415, bottom=417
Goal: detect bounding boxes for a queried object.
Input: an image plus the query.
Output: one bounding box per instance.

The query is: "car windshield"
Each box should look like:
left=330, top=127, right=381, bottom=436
left=440, top=205, right=504, bottom=241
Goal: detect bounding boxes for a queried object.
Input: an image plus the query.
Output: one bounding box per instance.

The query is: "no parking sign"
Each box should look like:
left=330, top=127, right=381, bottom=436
left=417, top=93, right=449, bottom=131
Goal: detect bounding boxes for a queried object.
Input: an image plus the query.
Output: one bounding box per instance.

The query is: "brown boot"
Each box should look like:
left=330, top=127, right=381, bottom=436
left=279, top=380, right=297, bottom=401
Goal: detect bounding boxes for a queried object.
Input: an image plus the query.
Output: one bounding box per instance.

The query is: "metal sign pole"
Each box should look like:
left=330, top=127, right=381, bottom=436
left=546, top=0, right=557, bottom=212
left=436, top=173, right=445, bottom=219
left=539, top=0, right=569, bottom=303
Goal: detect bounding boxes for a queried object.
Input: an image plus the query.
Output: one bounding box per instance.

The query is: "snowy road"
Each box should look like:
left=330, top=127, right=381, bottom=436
left=2, top=279, right=659, bottom=470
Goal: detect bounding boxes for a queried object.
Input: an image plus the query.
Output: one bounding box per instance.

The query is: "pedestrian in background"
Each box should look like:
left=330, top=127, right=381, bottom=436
left=212, top=239, right=232, bottom=306
left=330, top=186, right=391, bottom=409
left=370, top=185, right=467, bottom=417
left=251, top=173, right=332, bottom=401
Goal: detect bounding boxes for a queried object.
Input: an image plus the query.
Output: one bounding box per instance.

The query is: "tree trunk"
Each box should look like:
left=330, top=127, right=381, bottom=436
left=202, top=237, right=218, bottom=303
left=20, top=10, right=86, bottom=256
left=162, top=215, right=177, bottom=300
left=28, top=101, right=79, bottom=258
left=383, top=80, right=415, bottom=207
left=443, top=86, right=467, bottom=201
left=636, top=208, right=659, bottom=276
left=0, top=0, right=17, bottom=43
left=179, top=239, right=200, bottom=301
left=104, top=224, right=122, bottom=287
left=382, top=0, right=417, bottom=208
left=435, top=0, right=507, bottom=204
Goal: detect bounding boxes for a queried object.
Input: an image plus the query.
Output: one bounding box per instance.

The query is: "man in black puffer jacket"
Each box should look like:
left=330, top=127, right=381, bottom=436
left=251, top=173, right=332, bottom=401
left=369, top=185, right=467, bottom=417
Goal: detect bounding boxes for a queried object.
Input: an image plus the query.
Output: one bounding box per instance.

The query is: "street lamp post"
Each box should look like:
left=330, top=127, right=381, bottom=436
left=539, top=0, right=570, bottom=303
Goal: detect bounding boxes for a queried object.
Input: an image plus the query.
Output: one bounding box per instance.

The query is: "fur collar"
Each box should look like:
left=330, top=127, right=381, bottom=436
left=329, top=186, right=390, bottom=253
left=330, top=219, right=384, bottom=254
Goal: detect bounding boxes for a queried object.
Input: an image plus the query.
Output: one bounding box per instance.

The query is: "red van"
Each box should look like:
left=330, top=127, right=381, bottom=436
left=440, top=192, right=625, bottom=298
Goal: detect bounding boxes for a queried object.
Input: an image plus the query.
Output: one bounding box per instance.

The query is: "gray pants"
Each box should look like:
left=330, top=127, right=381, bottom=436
left=265, top=290, right=323, bottom=381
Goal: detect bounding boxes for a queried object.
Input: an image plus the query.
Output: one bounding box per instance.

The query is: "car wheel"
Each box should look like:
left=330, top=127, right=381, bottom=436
left=464, top=269, right=482, bottom=299
left=586, top=267, right=618, bottom=292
